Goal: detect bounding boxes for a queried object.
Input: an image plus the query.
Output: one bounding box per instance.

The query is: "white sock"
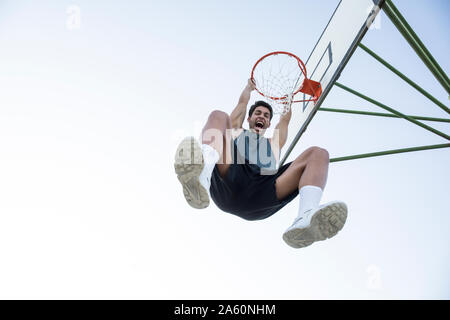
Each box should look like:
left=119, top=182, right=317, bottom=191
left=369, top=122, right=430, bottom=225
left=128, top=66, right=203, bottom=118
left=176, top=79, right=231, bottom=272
left=298, top=185, right=323, bottom=217
left=199, top=144, right=220, bottom=191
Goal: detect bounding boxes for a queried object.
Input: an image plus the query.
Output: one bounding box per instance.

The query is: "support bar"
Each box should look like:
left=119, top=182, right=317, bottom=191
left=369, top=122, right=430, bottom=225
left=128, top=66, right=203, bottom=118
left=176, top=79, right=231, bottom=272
left=319, top=107, right=450, bottom=123
left=330, top=143, right=450, bottom=163
left=358, top=43, right=449, bottom=114
left=383, top=0, right=450, bottom=94
left=335, top=82, right=450, bottom=141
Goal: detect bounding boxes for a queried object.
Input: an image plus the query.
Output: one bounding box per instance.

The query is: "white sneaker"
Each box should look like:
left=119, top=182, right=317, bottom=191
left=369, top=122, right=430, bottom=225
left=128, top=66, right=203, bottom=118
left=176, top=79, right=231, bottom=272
left=174, top=137, right=210, bottom=209
left=282, top=201, right=348, bottom=248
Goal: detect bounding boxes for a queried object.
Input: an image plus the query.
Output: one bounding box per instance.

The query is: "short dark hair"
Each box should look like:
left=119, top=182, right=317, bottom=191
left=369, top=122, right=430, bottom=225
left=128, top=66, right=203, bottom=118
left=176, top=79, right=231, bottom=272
left=248, top=101, right=273, bottom=120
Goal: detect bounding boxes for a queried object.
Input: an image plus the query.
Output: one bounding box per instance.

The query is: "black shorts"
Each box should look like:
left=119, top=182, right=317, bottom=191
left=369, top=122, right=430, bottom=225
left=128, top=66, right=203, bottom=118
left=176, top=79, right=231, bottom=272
left=209, top=162, right=299, bottom=221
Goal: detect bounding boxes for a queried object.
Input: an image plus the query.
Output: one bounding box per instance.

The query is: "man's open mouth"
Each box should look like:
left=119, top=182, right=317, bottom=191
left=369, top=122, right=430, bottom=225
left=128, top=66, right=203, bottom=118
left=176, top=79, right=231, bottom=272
left=255, top=120, right=264, bottom=129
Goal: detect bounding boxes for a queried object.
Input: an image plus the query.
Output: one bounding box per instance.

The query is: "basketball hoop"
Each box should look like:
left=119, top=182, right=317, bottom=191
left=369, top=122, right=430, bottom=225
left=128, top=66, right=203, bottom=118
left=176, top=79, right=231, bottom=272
left=251, top=51, right=322, bottom=115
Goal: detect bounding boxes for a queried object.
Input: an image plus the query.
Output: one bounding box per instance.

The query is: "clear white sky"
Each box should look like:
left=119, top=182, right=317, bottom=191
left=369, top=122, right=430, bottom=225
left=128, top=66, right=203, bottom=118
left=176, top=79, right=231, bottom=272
left=0, top=0, right=448, bottom=299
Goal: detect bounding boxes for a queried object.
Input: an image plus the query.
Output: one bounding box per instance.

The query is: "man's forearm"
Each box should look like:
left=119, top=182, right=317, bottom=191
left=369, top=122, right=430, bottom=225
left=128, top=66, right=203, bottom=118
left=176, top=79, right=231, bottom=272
left=273, top=107, right=291, bottom=149
left=279, top=106, right=292, bottom=124
left=238, top=85, right=253, bottom=105
left=230, top=81, right=255, bottom=127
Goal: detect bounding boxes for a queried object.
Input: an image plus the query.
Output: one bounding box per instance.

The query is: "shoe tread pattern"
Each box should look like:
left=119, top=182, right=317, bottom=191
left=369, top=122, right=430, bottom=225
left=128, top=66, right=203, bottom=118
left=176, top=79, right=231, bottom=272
left=174, top=137, right=209, bottom=209
left=283, top=201, right=347, bottom=248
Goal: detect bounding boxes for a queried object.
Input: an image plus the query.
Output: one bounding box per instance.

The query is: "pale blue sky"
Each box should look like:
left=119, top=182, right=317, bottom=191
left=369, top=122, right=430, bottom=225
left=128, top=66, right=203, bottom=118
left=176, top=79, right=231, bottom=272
left=0, top=0, right=448, bottom=299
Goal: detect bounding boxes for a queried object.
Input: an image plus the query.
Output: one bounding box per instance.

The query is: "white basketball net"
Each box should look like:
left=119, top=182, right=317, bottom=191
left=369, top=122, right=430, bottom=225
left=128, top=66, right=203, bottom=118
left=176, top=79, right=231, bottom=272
left=252, top=53, right=304, bottom=115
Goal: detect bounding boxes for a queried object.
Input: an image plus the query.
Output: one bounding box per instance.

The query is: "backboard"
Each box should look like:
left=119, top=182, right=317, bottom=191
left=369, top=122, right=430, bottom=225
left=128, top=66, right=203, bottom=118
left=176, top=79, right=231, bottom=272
left=280, top=0, right=385, bottom=164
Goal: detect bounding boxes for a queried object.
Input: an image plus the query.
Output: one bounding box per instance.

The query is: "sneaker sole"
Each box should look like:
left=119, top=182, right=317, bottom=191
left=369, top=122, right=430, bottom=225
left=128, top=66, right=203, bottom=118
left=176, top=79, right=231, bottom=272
left=174, top=137, right=210, bottom=209
left=283, top=201, right=348, bottom=248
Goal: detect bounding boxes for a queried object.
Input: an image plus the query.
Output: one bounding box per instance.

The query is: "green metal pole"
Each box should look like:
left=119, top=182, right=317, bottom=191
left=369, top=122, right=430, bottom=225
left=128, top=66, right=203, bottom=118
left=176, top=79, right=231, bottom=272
left=385, top=0, right=450, bottom=90
left=319, top=108, right=450, bottom=123
left=330, top=143, right=450, bottom=163
left=335, top=82, right=450, bottom=141
left=358, top=43, right=449, bottom=114
left=383, top=0, right=450, bottom=94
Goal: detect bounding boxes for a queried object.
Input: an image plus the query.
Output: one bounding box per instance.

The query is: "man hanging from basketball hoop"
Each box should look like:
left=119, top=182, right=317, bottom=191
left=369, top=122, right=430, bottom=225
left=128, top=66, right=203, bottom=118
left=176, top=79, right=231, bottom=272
left=174, top=79, right=347, bottom=249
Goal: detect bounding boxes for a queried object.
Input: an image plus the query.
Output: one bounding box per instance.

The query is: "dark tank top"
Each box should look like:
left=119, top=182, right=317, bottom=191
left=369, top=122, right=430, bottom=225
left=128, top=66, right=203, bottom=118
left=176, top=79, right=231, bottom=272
left=233, top=129, right=278, bottom=175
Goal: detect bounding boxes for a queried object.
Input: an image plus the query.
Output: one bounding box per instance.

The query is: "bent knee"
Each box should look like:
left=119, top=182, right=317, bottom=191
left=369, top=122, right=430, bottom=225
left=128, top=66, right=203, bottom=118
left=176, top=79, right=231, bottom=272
left=308, top=146, right=329, bottom=160
left=294, top=146, right=329, bottom=164
left=209, top=110, right=230, bottom=122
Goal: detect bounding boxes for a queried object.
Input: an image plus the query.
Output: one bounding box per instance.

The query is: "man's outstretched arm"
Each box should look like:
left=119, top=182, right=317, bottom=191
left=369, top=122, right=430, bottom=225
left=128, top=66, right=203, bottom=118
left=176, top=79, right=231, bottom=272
left=230, top=79, right=256, bottom=129
left=270, top=106, right=292, bottom=160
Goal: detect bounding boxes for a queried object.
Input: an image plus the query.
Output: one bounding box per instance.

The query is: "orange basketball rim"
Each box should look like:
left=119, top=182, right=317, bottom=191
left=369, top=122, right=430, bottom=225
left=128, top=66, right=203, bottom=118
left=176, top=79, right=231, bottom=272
left=251, top=51, right=322, bottom=104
